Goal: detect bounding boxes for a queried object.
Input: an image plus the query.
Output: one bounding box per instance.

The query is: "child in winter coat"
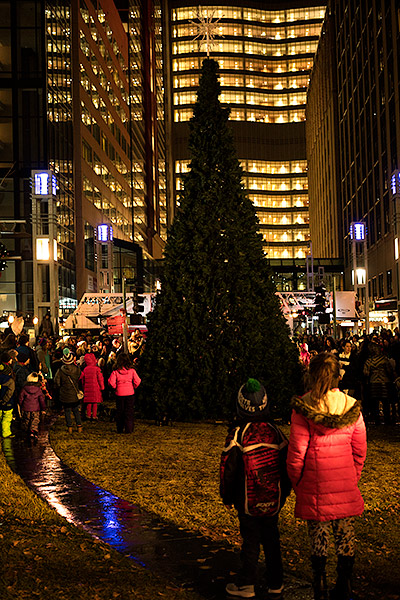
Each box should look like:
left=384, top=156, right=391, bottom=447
left=108, top=353, right=140, bottom=433
left=80, top=353, right=104, bottom=421
left=220, top=379, right=291, bottom=600
left=13, top=352, right=31, bottom=399
left=0, top=351, right=16, bottom=439
left=53, top=348, right=82, bottom=434
left=287, top=352, right=367, bottom=600
left=18, top=372, right=46, bottom=439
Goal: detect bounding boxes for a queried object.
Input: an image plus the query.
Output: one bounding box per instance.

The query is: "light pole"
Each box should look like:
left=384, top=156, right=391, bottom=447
left=96, top=224, right=114, bottom=293
left=31, top=170, right=59, bottom=335
left=350, top=221, right=369, bottom=335
left=391, top=170, right=400, bottom=328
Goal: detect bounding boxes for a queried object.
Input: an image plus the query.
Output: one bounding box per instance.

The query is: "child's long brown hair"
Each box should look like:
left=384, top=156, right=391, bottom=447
left=306, top=352, right=340, bottom=407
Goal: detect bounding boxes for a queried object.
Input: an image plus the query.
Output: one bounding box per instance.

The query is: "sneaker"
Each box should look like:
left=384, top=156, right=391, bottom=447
left=225, top=582, right=255, bottom=598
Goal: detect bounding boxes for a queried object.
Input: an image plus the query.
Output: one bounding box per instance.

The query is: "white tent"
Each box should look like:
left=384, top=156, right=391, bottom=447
left=62, top=314, right=101, bottom=330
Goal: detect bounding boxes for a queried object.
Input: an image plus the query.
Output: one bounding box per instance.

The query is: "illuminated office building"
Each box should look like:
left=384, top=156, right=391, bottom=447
left=0, top=0, right=168, bottom=321
left=308, top=1, right=400, bottom=328
left=169, top=1, right=326, bottom=286
left=74, top=0, right=167, bottom=296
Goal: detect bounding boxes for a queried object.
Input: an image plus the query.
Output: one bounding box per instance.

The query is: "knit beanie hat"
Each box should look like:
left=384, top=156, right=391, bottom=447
left=27, top=372, right=39, bottom=383
left=62, top=348, right=74, bottom=364
left=237, top=378, right=268, bottom=418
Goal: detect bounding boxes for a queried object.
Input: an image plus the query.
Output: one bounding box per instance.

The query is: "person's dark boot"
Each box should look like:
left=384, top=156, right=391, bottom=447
left=311, top=555, right=328, bottom=600
left=329, top=555, right=354, bottom=600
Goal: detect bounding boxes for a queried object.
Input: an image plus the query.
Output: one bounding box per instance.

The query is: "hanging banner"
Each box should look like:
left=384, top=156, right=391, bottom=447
left=335, top=291, right=356, bottom=319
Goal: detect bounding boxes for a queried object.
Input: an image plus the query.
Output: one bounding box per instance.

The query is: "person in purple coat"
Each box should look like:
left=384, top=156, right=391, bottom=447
left=18, top=372, right=46, bottom=440
left=80, top=353, right=104, bottom=421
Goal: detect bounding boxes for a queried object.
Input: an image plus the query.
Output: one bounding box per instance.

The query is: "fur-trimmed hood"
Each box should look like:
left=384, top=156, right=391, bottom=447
left=291, top=389, right=361, bottom=431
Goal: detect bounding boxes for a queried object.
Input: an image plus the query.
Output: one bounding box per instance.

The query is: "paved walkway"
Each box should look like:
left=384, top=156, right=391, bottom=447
left=3, top=417, right=313, bottom=600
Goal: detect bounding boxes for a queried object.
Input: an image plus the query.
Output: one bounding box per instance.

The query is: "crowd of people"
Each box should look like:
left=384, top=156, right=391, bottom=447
left=296, top=328, right=400, bottom=426
left=0, top=327, right=145, bottom=441
left=1, top=320, right=395, bottom=600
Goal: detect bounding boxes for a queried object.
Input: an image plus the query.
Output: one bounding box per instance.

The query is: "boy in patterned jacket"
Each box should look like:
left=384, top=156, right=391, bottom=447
left=220, top=379, right=291, bottom=600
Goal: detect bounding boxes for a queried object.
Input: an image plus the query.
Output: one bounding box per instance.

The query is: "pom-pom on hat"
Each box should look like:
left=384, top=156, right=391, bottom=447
left=237, top=378, right=268, bottom=417
left=62, top=348, right=74, bottom=364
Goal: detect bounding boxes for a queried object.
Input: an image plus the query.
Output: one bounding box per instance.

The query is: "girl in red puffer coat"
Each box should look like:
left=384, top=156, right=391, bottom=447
left=80, top=353, right=104, bottom=421
left=287, top=352, right=367, bottom=600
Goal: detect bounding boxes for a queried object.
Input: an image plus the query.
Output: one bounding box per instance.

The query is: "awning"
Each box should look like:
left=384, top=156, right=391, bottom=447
left=62, top=314, right=101, bottom=330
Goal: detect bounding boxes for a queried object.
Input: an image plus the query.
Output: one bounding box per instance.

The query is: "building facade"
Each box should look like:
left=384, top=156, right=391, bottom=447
left=168, top=0, right=327, bottom=291
left=308, top=0, right=400, bottom=329
left=306, top=10, right=341, bottom=260
left=0, top=0, right=168, bottom=327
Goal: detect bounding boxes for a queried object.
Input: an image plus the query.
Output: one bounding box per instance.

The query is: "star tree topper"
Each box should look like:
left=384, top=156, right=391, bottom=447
left=189, top=8, right=224, bottom=57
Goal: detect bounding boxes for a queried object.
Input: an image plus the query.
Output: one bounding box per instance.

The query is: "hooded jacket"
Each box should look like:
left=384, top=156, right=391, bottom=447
left=287, top=389, right=367, bottom=522
left=80, top=353, right=104, bottom=404
left=108, top=367, right=141, bottom=397
left=53, top=363, right=82, bottom=404
left=19, top=383, right=46, bottom=413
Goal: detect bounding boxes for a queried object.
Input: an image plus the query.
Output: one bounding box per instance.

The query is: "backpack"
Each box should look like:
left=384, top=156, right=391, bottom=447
left=235, top=422, right=288, bottom=517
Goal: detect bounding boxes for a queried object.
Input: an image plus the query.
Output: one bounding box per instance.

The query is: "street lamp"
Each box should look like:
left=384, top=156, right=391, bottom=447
left=31, top=170, right=59, bottom=335
left=350, top=221, right=369, bottom=334
left=391, top=170, right=400, bottom=328
left=96, top=224, right=114, bottom=293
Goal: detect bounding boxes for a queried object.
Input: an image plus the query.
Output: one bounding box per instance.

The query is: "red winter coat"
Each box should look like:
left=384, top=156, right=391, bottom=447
left=108, top=367, right=141, bottom=397
left=287, top=389, right=367, bottom=522
left=80, top=353, right=104, bottom=404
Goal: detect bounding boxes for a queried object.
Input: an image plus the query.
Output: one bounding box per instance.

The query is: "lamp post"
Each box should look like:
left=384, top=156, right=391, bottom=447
left=31, top=170, right=59, bottom=336
left=350, top=221, right=369, bottom=335
left=391, top=170, right=400, bottom=328
left=96, top=224, right=114, bottom=293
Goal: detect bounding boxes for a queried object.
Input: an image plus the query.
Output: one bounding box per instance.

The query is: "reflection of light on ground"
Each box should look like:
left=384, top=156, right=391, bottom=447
left=6, top=418, right=150, bottom=569
left=45, top=493, right=76, bottom=522
left=96, top=490, right=122, bottom=536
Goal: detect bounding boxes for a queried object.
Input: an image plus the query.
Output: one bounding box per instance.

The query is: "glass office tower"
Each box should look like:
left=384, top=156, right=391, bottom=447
left=170, top=2, right=326, bottom=269
left=0, top=0, right=168, bottom=320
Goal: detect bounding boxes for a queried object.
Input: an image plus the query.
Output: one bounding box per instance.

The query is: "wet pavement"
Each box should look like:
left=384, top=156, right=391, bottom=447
left=3, top=416, right=313, bottom=600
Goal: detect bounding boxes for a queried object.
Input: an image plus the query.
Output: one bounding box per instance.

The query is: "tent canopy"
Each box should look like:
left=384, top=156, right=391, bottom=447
left=63, top=314, right=101, bottom=330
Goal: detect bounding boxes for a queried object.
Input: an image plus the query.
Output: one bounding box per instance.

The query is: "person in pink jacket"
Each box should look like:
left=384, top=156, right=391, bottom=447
left=108, top=353, right=141, bottom=433
left=80, top=353, right=104, bottom=421
left=286, top=352, right=367, bottom=600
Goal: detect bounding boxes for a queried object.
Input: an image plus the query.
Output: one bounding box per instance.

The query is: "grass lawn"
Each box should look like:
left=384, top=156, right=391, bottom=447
left=0, top=438, right=203, bottom=600
left=49, top=418, right=400, bottom=600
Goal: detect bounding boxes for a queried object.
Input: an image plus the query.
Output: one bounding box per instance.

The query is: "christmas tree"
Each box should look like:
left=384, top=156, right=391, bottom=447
left=140, top=58, right=300, bottom=420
